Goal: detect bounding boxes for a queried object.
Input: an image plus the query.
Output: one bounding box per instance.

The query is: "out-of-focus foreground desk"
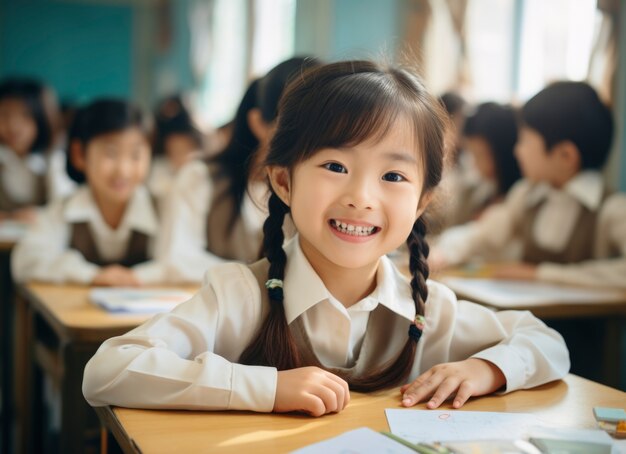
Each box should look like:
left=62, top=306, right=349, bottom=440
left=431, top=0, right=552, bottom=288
left=96, top=375, right=626, bottom=454
left=14, top=282, right=197, bottom=453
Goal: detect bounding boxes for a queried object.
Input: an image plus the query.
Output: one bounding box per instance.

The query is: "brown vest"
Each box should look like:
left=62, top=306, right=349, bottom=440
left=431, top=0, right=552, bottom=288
left=205, top=162, right=264, bottom=262
left=69, top=222, right=150, bottom=267
left=0, top=162, right=47, bottom=211
left=521, top=188, right=612, bottom=264
left=247, top=259, right=410, bottom=380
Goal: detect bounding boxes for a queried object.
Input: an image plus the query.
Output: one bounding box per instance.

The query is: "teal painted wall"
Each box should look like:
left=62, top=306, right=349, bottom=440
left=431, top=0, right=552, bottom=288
left=0, top=0, right=133, bottom=103
left=331, top=0, right=401, bottom=59
left=295, top=0, right=402, bottom=61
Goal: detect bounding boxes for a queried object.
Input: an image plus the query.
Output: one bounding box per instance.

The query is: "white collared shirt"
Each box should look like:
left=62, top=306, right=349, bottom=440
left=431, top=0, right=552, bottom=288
left=435, top=173, right=626, bottom=289
left=11, top=185, right=165, bottom=284
left=83, top=237, right=569, bottom=412
left=0, top=144, right=47, bottom=204
left=156, top=159, right=268, bottom=283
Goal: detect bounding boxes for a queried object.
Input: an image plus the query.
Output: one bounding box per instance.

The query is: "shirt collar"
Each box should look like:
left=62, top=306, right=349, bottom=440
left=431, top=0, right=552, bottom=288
left=64, top=185, right=158, bottom=235
left=525, top=171, right=605, bottom=211
left=282, top=236, right=415, bottom=324
left=562, top=171, right=605, bottom=210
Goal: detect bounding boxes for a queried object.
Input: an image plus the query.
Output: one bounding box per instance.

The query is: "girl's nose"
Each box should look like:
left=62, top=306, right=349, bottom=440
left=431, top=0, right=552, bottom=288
left=343, top=176, right=374, bottom=210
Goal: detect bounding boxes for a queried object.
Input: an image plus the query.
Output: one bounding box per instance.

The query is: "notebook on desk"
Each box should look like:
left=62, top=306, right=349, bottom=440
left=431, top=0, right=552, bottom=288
left=440, top=277, right=625, bottom=308
left=89, top=288, right=193, bottom=313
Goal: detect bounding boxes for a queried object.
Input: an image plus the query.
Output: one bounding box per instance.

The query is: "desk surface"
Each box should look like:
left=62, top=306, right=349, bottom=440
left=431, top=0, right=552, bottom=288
left=430, top=268, right=626, bottom=319
left=18, top=282, right=198, bottom=342
left=98, top=375, right=626, bottom=454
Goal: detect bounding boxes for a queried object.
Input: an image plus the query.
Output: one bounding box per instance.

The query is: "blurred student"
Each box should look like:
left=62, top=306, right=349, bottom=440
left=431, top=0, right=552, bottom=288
left=455, top=102, right=521, bottom=221
left=432, top=81, right=626, bottom=289
left=158, top=57, right=319, bottom=282
left=0, top=77, right=52, bottom=222
left=149, top=95, right=204, bottom=209
left=12, top=99, right=165, bottom=285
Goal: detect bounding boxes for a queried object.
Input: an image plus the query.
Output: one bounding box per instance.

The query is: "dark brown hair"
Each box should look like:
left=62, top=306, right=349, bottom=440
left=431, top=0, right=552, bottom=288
left=521, top=81, right=613, bottom=170
left=239, top=60, right=447, bottom=391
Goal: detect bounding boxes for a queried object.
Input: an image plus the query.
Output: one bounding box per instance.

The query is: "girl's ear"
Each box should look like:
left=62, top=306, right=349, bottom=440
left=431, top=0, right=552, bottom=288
left=247, top=108, right=271, bottom=143
left=70, top=140, right=86, bottom=172
left=415, top=191, right=434, bottom=219
left=267, top=165, right=291, bottom=206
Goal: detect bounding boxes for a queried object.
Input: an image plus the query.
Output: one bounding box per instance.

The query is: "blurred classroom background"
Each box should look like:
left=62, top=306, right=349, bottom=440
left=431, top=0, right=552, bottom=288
left=0, top=0, right=624, bottom=191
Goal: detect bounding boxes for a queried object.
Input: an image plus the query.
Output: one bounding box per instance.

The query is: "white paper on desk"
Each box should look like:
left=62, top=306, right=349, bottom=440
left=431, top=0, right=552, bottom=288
left=291, top=427, right=415, bottom=454
left=385, top=409, right=543, bottom=443
left=441, top=277, right=625, bottom=308
left=89, top=288, right=192, bottom=314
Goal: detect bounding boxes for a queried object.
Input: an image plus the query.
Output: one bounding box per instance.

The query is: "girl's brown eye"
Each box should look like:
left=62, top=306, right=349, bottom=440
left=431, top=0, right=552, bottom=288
left=383, top=172, right=404, bottom=182
left=324, top=162, right=347, bottom=173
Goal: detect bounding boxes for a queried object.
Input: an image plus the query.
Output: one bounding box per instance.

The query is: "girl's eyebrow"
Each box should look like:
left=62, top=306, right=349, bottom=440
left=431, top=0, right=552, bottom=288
left=383, top=151, right=417, bottom=164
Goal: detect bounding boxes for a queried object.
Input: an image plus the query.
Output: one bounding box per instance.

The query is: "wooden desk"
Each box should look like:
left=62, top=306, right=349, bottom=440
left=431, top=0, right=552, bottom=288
left=96, top=375, right=626, bottom=454
left=14, top=282, right=198, bottom=454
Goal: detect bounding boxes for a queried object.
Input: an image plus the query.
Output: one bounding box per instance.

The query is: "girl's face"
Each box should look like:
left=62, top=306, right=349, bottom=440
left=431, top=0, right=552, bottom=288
left=464, top=136, right=495, bottom=180
left=271, top=118, right=426, bottom=273
left=78, top=127, right=151, bottom=204
left=0, top=98, right=37, bottom=156
left=164, top=134, right=197, bottom=170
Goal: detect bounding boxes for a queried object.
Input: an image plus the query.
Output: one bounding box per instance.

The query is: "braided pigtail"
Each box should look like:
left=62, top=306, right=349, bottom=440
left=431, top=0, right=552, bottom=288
left=407, top=216, right=429, bottom=333
left=239, top=192, right=302, bottom=370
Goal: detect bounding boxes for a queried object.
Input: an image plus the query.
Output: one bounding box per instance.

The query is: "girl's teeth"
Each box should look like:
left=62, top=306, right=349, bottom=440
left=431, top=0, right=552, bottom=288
left=332, top=220, right=375, bottom=236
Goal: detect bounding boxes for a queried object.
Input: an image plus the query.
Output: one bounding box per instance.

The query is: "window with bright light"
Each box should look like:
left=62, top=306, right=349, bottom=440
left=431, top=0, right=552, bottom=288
left=196, top=0, right=295, bottom=129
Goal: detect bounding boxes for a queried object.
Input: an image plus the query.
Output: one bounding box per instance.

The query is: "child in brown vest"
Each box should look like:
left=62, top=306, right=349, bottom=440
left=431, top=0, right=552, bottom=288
left=433, top=81, right=625, bottom=289
left=12, top=99, right=165, bottom=285
left=83, top=61, right=568, bottom=415
left=0, top=78, right=52, bottom=222
left=157, top=57, right=320, bottom=283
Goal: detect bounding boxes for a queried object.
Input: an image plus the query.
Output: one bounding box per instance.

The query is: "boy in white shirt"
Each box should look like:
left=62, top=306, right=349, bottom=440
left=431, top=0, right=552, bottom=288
left=433, top=81, right=626, bottom=289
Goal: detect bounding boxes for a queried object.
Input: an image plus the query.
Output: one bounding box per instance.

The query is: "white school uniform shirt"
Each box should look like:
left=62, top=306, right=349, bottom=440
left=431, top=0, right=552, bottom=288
left=156, top=159, right=268, bottom=283
left=82, top=236, right=569, bottom=412
left=0, top=144, right=47, bottom=205
left=435, top=171, right=626, bottom=289
left=11, top=185, right=165, bottom=284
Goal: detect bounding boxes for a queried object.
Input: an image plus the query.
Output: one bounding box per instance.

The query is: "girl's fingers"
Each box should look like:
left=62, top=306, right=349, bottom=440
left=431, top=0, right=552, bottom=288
left=426, top=376, right=461, bottom=409
left=402, top=372, right=439, bottom=407
left=313, top=383, right=339, bottom=414
left=452, top=381, right=474, bottom=408
left=303, top=394, right=327, bottom=417
left=322, top=376, right=347, bottom=411
left=325, top=372, right=350, bottom=408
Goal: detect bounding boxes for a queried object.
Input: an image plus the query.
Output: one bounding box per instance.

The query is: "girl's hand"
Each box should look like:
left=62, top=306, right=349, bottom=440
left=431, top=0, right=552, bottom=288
left=273, top=366, right=350, bottom=417
left=400, top=358, right=506, bottom=409
left=493, top=262, right=538, bottom=281
left=92, top=265, right=141, bottom=287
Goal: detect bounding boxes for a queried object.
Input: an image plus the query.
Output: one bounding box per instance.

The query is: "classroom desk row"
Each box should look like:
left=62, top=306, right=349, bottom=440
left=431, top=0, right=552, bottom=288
left=8, top=282, right=197, bottom=453
left=95, top=374, right=626, bottom=453
left=2, top=267, right=626, bottom=452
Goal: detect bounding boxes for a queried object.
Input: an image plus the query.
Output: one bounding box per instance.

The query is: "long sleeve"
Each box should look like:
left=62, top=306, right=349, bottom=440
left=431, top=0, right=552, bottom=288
left=536, top=193, right=626, bottom=289
left=416, top=281, right=570, bottom=391
left=434, top=180, right=531, bottom=265
left=155, top=160, right=227, bottom=283
left=82, top=263, right=278, bottom=411
left=11, top=200, right=100, bottom=284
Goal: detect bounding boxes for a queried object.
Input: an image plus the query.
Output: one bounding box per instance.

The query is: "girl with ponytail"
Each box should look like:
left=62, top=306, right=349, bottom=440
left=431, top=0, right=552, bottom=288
left=83, top=61, right=569, bottom=416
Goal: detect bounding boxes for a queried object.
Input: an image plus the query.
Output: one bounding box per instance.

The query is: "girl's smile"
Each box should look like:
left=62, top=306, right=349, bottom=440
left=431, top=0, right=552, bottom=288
left=328, top=219, right=380, bottom=241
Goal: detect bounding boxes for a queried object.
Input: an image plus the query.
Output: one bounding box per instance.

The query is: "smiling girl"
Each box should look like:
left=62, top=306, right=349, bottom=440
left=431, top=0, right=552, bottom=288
left=12, top=99, right=165, bottom=286
left=83, top=62, right=568, bottom=415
